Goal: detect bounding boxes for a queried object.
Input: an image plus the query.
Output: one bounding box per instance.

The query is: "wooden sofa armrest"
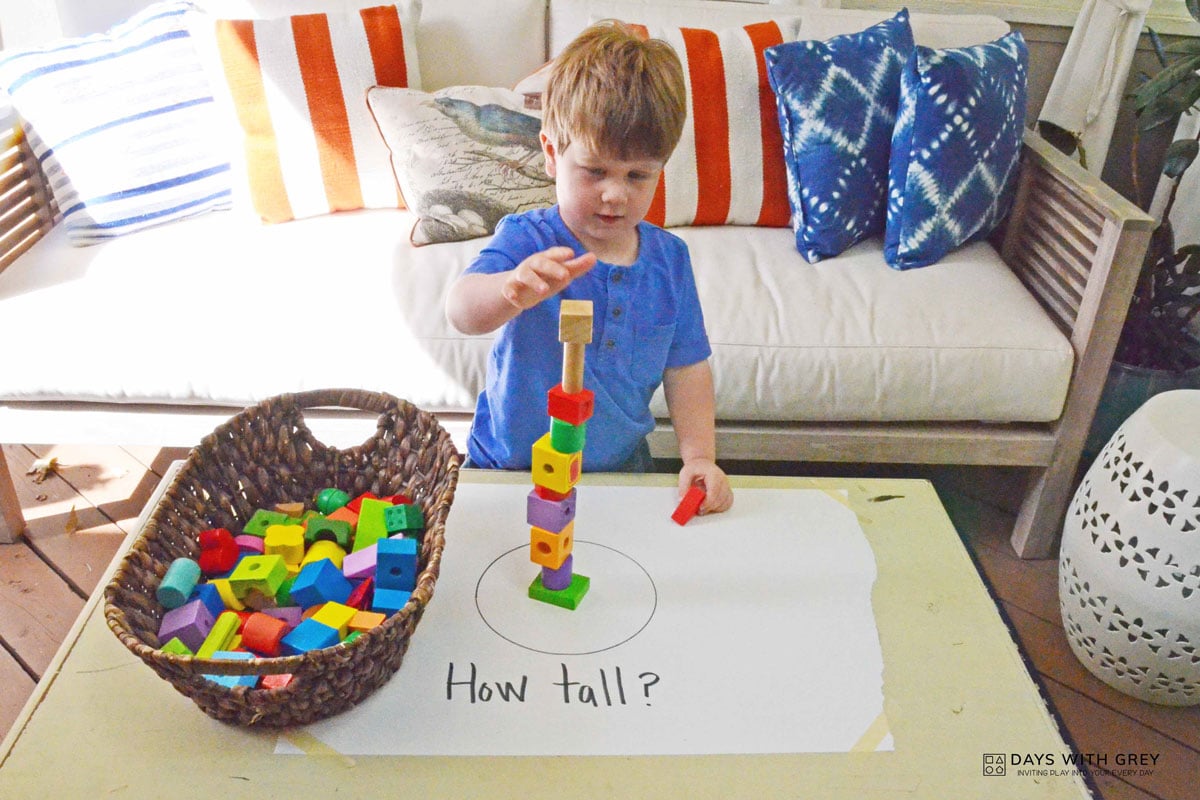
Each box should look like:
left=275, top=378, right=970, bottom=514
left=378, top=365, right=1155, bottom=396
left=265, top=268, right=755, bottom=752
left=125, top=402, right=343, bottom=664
left=0, top=106, right=55, bottom=275
left=997, top=128, right=1155, bottom=555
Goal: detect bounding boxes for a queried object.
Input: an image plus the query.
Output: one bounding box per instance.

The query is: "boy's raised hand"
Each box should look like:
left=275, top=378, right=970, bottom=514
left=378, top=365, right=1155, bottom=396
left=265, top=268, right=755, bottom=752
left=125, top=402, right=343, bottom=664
left=502, top=246, right=597, bottom=311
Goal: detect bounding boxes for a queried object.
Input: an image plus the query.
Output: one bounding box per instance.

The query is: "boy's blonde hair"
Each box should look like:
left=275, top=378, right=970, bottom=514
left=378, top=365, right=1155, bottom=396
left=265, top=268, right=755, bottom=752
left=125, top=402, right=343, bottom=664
left=542, top=20, right=686, bottom=163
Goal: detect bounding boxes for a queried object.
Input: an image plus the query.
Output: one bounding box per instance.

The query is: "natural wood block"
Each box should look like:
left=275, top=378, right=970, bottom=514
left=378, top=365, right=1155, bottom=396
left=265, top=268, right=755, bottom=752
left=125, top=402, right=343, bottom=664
left=558, top=299, right=593, bottom=344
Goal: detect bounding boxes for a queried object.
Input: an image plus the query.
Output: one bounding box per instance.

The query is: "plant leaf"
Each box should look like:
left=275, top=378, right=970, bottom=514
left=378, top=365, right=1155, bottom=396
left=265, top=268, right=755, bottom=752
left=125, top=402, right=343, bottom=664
left=1188, top=0, right=1200, bottom=26
left=1150, top=28, right=1168, bottom=67
left=1162, top=138, right=1199, bottom=179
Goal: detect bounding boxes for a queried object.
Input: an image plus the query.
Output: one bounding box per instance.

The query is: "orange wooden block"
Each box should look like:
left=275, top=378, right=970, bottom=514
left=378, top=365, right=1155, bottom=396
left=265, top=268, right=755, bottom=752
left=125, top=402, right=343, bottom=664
left=530, top=521, right=574, bottom=570
left=349, top=609, right=386, bottom=633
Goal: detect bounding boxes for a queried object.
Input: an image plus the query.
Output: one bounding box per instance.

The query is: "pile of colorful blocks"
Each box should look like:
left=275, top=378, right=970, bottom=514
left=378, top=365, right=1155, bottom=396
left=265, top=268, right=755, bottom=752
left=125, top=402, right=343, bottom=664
left=527, top=300, right=594, bottom=610
left=154, top=488, right=425, bottom=688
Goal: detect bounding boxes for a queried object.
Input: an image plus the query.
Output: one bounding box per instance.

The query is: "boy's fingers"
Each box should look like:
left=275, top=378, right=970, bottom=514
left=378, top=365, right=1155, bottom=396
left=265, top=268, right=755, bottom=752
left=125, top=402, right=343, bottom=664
left=565, top=252, right=598, bottom=277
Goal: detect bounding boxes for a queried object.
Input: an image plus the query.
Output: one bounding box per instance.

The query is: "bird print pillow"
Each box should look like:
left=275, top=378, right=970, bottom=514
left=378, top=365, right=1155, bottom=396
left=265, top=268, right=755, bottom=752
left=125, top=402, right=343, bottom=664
left=367, top=85, right=556, bottom=245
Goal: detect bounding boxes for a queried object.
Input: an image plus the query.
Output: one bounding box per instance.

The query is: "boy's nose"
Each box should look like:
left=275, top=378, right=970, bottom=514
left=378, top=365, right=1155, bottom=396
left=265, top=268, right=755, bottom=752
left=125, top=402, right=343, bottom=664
left=600, top=180, right=626, bottom=205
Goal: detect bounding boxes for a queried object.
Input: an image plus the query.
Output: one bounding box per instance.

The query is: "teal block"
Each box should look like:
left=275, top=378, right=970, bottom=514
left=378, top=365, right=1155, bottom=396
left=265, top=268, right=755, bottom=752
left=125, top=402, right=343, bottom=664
left=550, top=417, right=586, bottom=453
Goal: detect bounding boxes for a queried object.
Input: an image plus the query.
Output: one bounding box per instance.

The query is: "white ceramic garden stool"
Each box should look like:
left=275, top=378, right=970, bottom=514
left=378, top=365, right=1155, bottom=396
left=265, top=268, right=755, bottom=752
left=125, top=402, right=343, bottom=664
left=1059, top=389, right=1200, bottom=705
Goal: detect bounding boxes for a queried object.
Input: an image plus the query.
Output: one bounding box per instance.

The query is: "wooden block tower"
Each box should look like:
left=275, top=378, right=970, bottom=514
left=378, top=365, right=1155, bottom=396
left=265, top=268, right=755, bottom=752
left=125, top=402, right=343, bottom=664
left=527, top=299, right=594, bottom=610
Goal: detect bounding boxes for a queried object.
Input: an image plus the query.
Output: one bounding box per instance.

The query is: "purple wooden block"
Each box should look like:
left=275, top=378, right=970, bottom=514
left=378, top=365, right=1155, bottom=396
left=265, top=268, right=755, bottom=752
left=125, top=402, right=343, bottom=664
left=527, top=488, right=576, bottom=533
left=158, top=598, right=216, bottom=652
left=262, top=606, right=304, bottom=628
left=541, top=555, right=573, bottom=590
left=342, top=542, right=378, bottom=581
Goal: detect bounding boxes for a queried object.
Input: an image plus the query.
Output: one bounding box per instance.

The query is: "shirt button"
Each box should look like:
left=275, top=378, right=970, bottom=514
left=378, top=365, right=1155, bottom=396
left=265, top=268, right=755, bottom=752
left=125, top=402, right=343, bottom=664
left=611, top=271, right=623, bottom=283
left=612, top=307, right=623, bottom=319
left=605, top=339, right=616, bottom=349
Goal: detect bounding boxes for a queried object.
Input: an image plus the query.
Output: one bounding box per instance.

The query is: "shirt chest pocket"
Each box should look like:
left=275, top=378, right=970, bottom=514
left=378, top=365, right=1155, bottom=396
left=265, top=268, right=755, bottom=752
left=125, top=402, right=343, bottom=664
left=630, top=322, right=676, bottom=387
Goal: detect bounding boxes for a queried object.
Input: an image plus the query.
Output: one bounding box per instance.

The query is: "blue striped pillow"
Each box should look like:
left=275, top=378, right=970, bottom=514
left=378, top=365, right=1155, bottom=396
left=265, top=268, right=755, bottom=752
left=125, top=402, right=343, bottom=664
left=0, top=1, right=231, bottom=246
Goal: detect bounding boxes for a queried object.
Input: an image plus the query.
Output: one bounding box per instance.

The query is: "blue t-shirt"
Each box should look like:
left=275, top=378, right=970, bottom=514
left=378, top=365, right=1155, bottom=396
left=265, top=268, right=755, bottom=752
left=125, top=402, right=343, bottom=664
left=464, top=206, right=712, bottom=470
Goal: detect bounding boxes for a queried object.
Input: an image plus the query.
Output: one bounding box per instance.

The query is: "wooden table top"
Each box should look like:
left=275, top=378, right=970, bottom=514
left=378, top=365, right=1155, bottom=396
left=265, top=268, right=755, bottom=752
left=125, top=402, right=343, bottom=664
left=0, top=469, right=1090, bottom=799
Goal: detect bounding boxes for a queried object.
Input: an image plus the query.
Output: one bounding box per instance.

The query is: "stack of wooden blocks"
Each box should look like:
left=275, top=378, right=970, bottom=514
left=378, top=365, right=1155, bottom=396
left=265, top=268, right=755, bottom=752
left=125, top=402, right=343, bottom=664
left=527, top=300, right=594, bottom=610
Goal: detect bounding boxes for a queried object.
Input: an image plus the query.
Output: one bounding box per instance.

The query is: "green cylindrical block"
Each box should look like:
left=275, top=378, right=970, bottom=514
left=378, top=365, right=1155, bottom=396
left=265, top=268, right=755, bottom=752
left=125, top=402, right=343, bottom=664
left=157, top=557, right=201, bottom=609
left=315, top=487, right=351, bottom=514
left=550, top=417, right=586, bottom=453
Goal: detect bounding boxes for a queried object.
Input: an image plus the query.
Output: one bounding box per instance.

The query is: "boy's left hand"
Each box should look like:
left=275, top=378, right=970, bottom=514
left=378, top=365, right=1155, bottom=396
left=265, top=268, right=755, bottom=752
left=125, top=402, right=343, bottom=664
left=678, top=459, right=733, bottom=515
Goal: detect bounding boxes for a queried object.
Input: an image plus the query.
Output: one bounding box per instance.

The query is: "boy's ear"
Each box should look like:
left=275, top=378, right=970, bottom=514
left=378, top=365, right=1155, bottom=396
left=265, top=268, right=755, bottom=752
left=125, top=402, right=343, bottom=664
left=540, top=132, right=558, bottom=178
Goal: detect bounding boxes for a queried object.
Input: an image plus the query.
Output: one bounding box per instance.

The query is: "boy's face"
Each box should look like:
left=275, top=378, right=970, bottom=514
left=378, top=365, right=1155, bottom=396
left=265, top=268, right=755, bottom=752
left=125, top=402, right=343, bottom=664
left=541, top=134, right=663, bottom=265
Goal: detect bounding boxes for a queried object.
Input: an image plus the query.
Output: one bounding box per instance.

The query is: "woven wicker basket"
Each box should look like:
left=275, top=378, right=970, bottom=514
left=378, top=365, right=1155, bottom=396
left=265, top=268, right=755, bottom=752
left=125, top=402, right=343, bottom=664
left=103, top=389, right=460, bottom=727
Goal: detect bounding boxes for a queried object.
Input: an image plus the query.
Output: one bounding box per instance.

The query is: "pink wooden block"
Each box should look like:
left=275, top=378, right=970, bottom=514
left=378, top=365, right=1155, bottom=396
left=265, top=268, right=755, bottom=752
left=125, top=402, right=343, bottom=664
left=234, top=534, right=266, bottom=554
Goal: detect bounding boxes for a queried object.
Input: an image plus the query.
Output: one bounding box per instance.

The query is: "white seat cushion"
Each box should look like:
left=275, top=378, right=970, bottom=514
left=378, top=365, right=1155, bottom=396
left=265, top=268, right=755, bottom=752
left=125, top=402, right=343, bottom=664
left=0, top=209, right=1071, bottom=424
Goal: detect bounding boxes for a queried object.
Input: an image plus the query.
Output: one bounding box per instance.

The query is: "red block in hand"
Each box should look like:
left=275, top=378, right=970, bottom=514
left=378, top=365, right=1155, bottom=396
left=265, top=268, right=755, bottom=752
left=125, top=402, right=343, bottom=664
left=671, top=485, right=706, bottom=526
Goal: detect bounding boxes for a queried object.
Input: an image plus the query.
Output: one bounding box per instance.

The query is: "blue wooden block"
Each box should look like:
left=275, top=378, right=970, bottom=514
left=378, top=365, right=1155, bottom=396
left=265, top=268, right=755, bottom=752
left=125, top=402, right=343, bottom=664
left=203, top=651, right=258, bottom=688
left=371, top=587, right=412, bottom=617
left=289, top=558, right=352, bottom=608
left=192, top=582, right=226, bottom=619
left=280, top=618, right=341, bottom=655
left=156, top=557, right=201, bottom=609
left=375, top=537, right=418, bottom=592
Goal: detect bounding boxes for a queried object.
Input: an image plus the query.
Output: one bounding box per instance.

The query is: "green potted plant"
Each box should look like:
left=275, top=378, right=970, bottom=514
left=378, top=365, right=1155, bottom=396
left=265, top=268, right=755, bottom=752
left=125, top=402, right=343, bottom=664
left=1084, top=10, right=1200, bottom=454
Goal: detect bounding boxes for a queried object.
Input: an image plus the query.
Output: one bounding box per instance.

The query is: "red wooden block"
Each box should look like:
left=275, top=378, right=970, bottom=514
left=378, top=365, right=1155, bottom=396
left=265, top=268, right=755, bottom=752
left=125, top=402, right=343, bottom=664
left=197, top=542, right=239, bottom=575
left=241, top=611, right=290, bottom=657
left=671, top=485, right=706, bottom=526
left=547, top=384, right=595, bottom=426
left=346, top=577, right=375, bottom=610
left=534, top=485, right=570, bottom=502
left=346, top=492, right=379, bottom=513
left=198, top=527, right=239, bottom=574
left=380, top=493, right=412, bottom=505
left=260, top=673, right=294, bottom=690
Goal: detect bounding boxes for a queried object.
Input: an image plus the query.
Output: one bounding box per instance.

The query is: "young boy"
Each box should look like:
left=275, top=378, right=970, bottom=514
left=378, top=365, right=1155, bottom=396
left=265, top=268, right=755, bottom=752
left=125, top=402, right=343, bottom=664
left=445, top=21, right=732, bottom=516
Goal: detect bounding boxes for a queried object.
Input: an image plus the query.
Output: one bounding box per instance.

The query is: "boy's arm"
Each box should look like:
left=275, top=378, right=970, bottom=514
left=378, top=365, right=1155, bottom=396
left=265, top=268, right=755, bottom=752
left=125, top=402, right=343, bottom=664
left=446, top=247, right=596, bottom=335
left=662, top=360, right=733, bottom=514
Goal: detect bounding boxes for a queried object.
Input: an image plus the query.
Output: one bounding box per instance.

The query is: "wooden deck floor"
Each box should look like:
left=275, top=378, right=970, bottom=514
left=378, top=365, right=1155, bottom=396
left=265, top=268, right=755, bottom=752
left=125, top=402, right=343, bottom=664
left=1, top=444, right=1197, bottom=799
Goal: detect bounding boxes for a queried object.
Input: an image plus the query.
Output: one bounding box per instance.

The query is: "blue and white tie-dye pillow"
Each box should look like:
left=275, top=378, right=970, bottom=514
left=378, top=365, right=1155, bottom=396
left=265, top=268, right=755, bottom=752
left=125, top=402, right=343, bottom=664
left=0, top=1, right=231, bottom=246
left=764, top=10, right=913, bottom=263
left=884, top=32, right=1028, bottom=270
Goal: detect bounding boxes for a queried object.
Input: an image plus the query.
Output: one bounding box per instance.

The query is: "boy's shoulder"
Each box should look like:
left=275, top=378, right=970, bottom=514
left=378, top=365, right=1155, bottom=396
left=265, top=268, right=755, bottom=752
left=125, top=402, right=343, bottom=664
left=637, top=220, right=690, bottom=257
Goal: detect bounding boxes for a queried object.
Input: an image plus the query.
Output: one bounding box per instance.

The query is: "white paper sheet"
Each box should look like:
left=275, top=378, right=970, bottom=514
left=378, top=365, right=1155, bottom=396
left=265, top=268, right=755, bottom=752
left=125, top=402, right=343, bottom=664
left=277, top=484, right=889, bottom=756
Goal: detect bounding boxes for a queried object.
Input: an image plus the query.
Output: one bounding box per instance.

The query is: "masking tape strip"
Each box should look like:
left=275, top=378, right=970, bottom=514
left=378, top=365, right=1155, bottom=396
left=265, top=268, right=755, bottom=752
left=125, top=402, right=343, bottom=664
left=280, top=730, right=356, bottom=766
left=850, top=711, right=891, bottom=753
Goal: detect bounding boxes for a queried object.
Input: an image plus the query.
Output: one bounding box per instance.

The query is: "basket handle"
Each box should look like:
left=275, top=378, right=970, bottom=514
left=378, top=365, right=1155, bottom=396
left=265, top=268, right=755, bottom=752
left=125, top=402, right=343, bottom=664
left=281, top=388, right=410, bottom=453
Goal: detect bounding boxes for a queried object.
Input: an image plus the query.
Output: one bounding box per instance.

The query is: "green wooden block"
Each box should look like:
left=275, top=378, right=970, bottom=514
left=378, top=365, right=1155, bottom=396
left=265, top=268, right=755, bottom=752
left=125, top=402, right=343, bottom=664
left=528, top=573, right=590, bottom=610
left=304, top=515, right=352, bottom=548
left=354, top=498, right=391, bottom=551
left=243, top=509, right=291, bottom=537
left=228, top=554, right=289, bottom=598
left=276, top=575, right=296, bottom=608
left=383, top=503, right=424, bottom=534
left=550, top=418, right=586, bottom=453
left=160, top=637, right=194, bottom=656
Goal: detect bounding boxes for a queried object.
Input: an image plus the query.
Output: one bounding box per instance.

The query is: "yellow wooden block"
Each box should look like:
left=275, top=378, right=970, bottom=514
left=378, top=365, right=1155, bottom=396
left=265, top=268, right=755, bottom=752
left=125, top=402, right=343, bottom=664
left=531, top=433, right=582, bottom=494
left=301, top=539, right=346, bottom=570
left=349, top=609, right=386, bottom=633
left=263, top=523, right=306, bottom=565
left=558, top=299, right=593, bottom=343
left=530, top=520, right=574, bottom=569
left=196, top=611, right=240, bottom=659
left=209, top=578, right=245, bottom=611
left=310, top=601, right=357, bottom=640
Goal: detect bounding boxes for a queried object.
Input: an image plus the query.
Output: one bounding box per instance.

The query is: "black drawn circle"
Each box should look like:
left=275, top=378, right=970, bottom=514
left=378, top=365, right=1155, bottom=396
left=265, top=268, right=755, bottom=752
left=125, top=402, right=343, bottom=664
left=474, top=540, right=658, bottom=656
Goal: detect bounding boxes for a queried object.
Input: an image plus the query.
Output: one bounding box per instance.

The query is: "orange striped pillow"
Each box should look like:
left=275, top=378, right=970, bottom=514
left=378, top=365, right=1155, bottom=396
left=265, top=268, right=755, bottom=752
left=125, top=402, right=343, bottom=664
left=212, top=4, right=418, bottom=222
left=631, top=20, right=794, bottom=229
